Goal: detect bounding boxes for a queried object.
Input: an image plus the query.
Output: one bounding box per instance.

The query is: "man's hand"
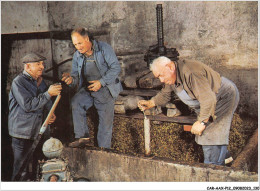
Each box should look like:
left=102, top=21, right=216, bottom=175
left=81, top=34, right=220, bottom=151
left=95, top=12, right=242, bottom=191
left=61, top=73, right=73, bottom=85
left=191, top=121, right=206, bottom=136
left=88, top=80, right=101, bottom=92
left=138, top=100, right=156, bottom=111
left=48, top=84, right=62, bottom=96
left=48, top=113, right=56, bottom=124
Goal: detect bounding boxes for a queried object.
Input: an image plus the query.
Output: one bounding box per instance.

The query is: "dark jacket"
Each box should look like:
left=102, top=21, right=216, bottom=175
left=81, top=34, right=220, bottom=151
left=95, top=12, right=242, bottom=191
left=8, top=71, right=52, bottom=139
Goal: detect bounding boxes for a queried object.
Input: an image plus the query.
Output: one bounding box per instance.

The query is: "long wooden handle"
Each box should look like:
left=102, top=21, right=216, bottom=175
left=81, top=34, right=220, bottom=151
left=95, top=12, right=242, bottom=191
left=39, top=94, right=61, bottom=134
left=14, top=94, right=62, bottom=180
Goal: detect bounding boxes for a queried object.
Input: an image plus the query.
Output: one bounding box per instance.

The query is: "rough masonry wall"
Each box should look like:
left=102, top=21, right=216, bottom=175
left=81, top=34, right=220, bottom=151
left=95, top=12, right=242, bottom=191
left=61, top=147, right=258, bottom=182
left=1, top=1, right=49, bottom=34
left=0, top=1, right=258, bottom=181
left=5, top=39, right=53, bottom=91
left=47, top=1, right=257, bottom=67
left=47, top=1, right=258, bottom=117
left=1, top=1, right=258, bottom=116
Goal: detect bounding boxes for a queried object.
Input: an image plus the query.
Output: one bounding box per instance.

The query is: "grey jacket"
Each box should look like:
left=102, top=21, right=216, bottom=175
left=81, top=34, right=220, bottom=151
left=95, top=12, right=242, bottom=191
left=8, top=71, right=52, bottom=140
left=70, top=40, right=123, bottom=98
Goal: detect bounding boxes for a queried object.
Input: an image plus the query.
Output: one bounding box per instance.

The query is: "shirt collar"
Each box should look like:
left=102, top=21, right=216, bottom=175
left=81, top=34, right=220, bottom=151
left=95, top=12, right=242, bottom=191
left=23, top=70, right=35, bottom=81
left=174, top=61, right=181, bottom=88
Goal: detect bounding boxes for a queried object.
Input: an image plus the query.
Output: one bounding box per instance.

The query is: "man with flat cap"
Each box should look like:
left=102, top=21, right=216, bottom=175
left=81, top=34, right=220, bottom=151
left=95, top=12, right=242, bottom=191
left=8, top=52, right=62, bottom=181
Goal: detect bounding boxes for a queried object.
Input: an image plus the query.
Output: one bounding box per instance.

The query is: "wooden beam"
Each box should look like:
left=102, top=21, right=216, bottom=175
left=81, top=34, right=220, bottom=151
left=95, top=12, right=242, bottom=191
left=1, top=32, right=51, bottom=40
left=231, top=128, right=258, bottom=171
left=115, top=112, right=196, bottom=124
left=1, top=30, right=109, bottom=40
left=119, top=89, right=159, bottom=97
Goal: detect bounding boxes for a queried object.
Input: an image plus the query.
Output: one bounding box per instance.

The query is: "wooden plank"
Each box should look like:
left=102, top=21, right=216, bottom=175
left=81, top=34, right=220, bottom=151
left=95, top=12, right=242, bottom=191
left=119, top=89, right=159, bottom=97
left=2, top=30, right=109, bottom=40
left=115, top=112, right=196, bottom=124
left=231, top=128, right=258, bottom=171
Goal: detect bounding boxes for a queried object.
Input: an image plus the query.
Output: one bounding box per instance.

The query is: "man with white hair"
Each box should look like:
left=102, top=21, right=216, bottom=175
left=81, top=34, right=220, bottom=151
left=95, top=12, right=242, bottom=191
left=138, top=56, right=239, bottom=166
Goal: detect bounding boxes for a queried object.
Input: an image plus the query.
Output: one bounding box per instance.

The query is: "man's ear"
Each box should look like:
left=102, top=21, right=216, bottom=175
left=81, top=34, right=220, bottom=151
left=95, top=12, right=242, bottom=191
left=166, top=61, right=175, bottom=71
left=84, top=36, right=90, bottom=42
left=24, top=63, right=29, bottom=70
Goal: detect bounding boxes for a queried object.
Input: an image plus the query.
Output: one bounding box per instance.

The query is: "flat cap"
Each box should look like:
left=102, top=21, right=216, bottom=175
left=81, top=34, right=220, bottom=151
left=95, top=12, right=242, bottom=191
left=21, top=53, right=46, bottom=64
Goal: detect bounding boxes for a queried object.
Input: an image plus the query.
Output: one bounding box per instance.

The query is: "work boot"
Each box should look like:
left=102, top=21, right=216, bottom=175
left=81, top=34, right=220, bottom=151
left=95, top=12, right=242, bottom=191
left=68, top=138, right=80, bottom=147
left=68, top=138, right=90, bottom=147
left=79, top=138, right=91, bottom=145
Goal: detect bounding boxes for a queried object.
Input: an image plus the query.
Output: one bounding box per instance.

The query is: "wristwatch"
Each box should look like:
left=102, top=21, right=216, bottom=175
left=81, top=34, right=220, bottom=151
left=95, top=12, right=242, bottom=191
left=201, top=121, right=210, bottom=126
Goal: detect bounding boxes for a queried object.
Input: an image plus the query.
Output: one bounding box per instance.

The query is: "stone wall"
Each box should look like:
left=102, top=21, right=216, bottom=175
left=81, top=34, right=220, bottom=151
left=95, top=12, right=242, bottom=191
left=61, top=147, right=258, bottom=182
left=5, top=39, right=53, bottom=90
left=0, top=1, right=258, bottom=181
left=47, top=1, right=258, bottom=67
left=1, top=1, right=258, bottom=117
left=1, top=1, right=49, bottom=34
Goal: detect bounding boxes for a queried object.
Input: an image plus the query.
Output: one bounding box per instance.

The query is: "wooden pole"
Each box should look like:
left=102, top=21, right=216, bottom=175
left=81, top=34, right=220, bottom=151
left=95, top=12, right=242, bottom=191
left=39, top=94, right=61, bottom=134
left=144, top=115, right=151, bottom=156
left=14, top=94, right=62, bottom=181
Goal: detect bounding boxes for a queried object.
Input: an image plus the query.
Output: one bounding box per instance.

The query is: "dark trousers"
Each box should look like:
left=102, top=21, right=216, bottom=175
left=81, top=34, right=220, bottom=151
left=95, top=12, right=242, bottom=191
left=11, top=137, right=44, bottom=181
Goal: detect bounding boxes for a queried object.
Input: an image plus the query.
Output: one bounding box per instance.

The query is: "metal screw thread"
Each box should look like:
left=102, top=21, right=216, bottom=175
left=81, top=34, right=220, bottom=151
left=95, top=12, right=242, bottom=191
left=156, top=4, right=164, bottom=53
